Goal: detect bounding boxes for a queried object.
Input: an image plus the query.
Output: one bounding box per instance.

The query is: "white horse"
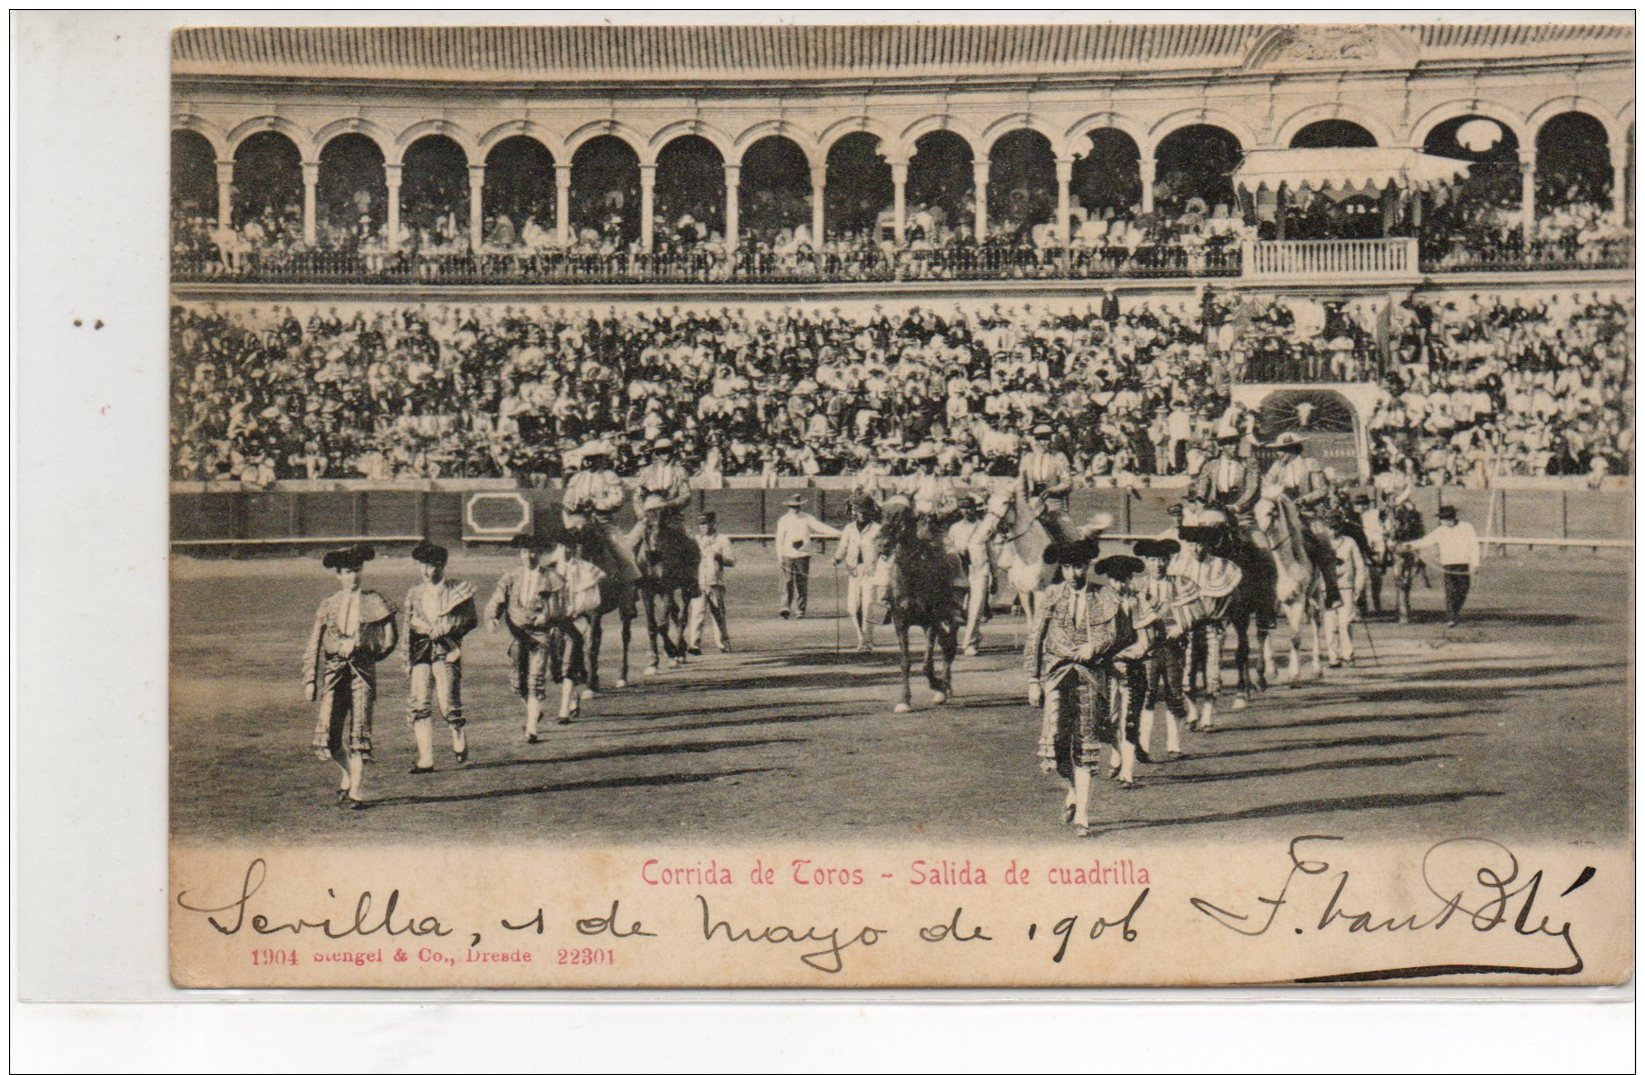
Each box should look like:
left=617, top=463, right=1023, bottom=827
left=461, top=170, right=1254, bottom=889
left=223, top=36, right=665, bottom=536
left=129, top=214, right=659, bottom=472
left=1249, top=494, right=1328, bottom=684
left=985, top=485, right=1114, bottom=632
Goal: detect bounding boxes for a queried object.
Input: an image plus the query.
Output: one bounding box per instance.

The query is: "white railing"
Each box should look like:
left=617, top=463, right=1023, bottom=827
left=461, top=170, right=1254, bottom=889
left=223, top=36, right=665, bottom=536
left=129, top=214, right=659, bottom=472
left=1243, top=238, right=1418, bottom=279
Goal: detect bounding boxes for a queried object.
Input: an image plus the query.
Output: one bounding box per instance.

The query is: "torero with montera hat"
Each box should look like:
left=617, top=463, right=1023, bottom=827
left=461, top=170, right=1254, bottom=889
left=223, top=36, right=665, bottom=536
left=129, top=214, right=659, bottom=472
left=1176, top=523, right=1244, bottom=732
left=403, top=541, right=478, bottom=774
left=487, top=530, right=588, bottom=741
left=304, top=545, right=399, bottom=809
left=1025, top=534, right=1137, bottom=836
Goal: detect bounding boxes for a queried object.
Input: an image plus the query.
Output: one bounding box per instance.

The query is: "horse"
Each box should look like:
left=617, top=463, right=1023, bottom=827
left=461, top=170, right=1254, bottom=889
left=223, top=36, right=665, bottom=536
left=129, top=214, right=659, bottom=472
left=1183, top=504, right=1276, bottom=710
left=875, top=503, right=964, bottom=713
left=1249, top=494, right=1329, bottom=684
left=1380, top=501, right=1428, bottom=624
left=986, top=485, right=1078, bottom=628
left=633, top=506, right=701, bottom=675
left=566, top=513, right=637, bottom=697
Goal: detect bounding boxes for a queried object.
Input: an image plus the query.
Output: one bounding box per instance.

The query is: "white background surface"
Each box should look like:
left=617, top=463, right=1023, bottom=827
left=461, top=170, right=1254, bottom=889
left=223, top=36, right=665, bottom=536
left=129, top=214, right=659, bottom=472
left=10, top=9, right=1634, bottom=1070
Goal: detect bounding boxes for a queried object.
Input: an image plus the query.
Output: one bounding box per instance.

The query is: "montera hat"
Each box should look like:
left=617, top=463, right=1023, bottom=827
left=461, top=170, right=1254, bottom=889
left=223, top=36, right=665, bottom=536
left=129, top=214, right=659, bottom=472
left=1095, top=555, right=1145, bottom=582
left=322, top=544, right=376, bottom=571
left=1268, top=431, right=1307, bottom=452
left=410, top=541, right=449, bottom=567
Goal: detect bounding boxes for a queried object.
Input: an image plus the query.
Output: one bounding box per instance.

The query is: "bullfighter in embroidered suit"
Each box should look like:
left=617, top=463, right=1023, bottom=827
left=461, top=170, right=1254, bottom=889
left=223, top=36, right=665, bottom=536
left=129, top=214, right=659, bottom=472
left=403, top=541, right=478, bottom=773
left=304, top=544, right=398, bottom=810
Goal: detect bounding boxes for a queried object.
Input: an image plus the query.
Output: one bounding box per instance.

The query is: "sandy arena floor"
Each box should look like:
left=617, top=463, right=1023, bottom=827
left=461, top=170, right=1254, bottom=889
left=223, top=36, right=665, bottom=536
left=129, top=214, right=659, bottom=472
left=170, top=548, right=1632, bottom=846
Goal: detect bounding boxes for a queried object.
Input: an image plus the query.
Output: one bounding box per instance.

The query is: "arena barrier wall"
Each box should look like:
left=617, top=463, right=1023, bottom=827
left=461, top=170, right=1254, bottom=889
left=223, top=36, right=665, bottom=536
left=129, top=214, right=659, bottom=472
left=171, top=485, right=1633, bottom=551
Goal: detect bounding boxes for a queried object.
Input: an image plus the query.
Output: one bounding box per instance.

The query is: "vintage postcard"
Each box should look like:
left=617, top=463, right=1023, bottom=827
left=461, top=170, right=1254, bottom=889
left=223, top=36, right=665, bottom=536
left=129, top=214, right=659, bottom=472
left=169, top=17, right=1634, bottom=988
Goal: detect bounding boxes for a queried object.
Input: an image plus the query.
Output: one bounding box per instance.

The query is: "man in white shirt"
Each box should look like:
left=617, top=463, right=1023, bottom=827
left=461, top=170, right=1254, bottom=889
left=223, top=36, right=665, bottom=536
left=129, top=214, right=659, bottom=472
left=686, top=511, right=735, bottom=654
left=832, top=496, right=885, bottom=651
left=1401, top=505, right=1481, bottom=627
left=1322, top=516, right=1368, bottom=667
left=945, top=491, right=997, bottom=656
left=773, top=493, right=841, bottom=619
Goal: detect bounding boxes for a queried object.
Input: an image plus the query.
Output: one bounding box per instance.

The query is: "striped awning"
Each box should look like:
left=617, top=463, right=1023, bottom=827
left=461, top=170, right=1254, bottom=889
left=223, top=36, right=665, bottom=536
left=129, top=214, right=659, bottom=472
left=1233, top=147, right=1471, bottom=195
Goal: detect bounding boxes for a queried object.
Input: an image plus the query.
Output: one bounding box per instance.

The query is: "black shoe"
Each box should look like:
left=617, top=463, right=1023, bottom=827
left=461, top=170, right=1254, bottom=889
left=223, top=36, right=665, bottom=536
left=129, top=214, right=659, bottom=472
left=688, top=646, right=702, bottom=656
left=408, top=764, right=435, bottom=775
left=453, top=748, right=469, bottom=765
left=779, top=608, right=791, bottom=619
left=1135, top=748, right=1155, bottom=764
left=526, top=733, right=541, bottom=744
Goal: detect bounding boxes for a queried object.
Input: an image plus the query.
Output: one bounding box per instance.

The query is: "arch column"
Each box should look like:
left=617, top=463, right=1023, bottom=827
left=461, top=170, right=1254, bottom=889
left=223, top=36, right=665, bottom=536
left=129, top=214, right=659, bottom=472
left=555, top=163, right=572, bottom=247
left=1611, top=145, right=1630, bottom=228
left=1055, top=156, right=1074, bottom=246
left=810, top=163, right=826, bottom=243
left=301, top=160, right=319, bottom=245
left=214, top=159, right=234, bottom=230
left=1139, top=158, right=1157, bottom=215
left=639, top=163, right=656, bottom=253
left=1519, top=147, right=1536, bottom=248
left=384, top=163, right=403, bottom=251
left=891, top=160, right=908, bottom=243
left=467, top=164, right=485, bottom=253
left=972, top=158, right=989, bottom=240
left=724, top=164, right=741, bottom=250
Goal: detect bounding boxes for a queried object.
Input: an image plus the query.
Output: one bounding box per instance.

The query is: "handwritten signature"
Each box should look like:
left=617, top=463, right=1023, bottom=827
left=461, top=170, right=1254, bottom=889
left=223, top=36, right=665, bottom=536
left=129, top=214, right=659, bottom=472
left=1189, top=835, right=1594, bottom=981
left=175, top=858, right=452, bottom=940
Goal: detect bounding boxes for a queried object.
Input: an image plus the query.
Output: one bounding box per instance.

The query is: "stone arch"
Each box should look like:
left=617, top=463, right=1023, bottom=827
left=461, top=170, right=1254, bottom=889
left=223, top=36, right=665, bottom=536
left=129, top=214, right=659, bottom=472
left=1146, top=108, right=1254, bottom=156
left=1274, top=103, right=1393, bottom=149
left=1408, top=99, right=1530, bottom=155
left=1618, top=99, right=1635, bottom=134
left=313, top=117, right=396, bottom=162
left=226, top=115, right=312, bottom=159
left=898, top=115, right=981, bottom=159
left=731, top=120, right=822, bottom=168
left=561, top=119, right=650, bottom=165
left=818, top=116, right=904, bottom=163
left=171, top=113, right=229, bottom=159
left=645, top=120, right=735, bottom=168
left=476, top=120, right=563, bottom=161
left=393, top=119, right=478, bottom=166
left=977, top=113, right=1068, bottom=158
left=1528, top=96, right=1625, bottom=147
left=1062, top=113, right=1150, bottom=160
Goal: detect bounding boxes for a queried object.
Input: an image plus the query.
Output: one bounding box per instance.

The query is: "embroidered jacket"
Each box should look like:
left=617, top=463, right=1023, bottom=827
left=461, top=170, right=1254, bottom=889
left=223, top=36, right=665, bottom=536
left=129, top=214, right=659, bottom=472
left=404, top=578, right=479, bottom=664
left=304, top=588, right=398, bottom=687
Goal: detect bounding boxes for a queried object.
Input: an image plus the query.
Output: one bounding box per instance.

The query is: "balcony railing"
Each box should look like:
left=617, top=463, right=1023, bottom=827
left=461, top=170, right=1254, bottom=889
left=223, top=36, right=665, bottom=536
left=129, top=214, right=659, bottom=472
left=169, top=244, right=1244, bottom=285
left=170, top=235, right=1632, bottom=287
left=1419, top=238, right=1635, bottom=274
left=1242, top=238, right=1418, bottom=280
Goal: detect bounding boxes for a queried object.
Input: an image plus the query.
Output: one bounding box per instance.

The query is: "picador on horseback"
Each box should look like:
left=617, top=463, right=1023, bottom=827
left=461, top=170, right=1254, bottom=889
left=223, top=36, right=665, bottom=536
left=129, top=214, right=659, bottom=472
left=1259, top=432, right=1343, bottom=610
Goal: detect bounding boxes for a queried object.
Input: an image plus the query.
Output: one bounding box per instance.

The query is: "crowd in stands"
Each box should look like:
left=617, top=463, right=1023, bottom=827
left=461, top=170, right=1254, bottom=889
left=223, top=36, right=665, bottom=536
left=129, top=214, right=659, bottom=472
left=172, top=179, right=1630, bottom=283
left=1368, top=291, right=1634, bottom=487
left=172, top=193, right=1261, bottom=282
left=171, top=290, right=1631, bottom=489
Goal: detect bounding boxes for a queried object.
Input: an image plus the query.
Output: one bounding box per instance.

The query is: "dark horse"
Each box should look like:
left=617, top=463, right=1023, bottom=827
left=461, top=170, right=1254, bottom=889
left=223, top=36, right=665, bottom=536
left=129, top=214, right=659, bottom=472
left=1380, top=501, right=1427, bottom=624
left=1185, top=504, right=1277, bottom=709
left=634, top=507, right=701, bottom=674
left=565, top=512, right=637, bottom=695
left=875, top=503, right=964, bottom=713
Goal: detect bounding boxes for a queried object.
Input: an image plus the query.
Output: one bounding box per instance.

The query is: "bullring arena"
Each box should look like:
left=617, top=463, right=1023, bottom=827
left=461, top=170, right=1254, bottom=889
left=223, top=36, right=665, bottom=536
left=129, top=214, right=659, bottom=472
left=169, top=23, right=1634, bottom=845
